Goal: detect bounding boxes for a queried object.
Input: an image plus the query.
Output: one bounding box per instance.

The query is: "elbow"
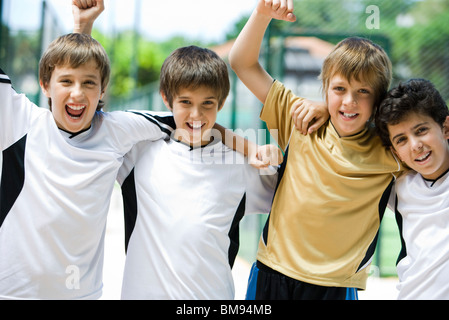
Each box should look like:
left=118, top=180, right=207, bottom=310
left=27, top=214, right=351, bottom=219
left=229, top=52, right=247, bottom=79
left=228, top=51, right=239, bottom=74
left=228, top=45, right=245, bottom=74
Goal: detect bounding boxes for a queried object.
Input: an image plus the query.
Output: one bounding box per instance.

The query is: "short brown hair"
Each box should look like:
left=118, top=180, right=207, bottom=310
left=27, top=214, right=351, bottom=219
left=39, top=33, right=110, bottom=110
left=159, top=46, right=230, bottom=108
left=320, top=37, right=392, bottom=118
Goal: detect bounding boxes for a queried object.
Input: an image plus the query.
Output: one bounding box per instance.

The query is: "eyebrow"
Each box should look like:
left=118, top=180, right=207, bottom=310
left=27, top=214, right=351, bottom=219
left=177, top=95, right=218, bottom=100
left=57, top=74, right=100, bottom=79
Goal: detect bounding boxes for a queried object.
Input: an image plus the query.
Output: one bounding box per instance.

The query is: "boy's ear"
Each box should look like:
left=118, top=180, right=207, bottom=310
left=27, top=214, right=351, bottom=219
left=100, top=88, right=106, bottom=101
left=442, top=116, right=449, bottom=139
left=160, top=92, right=173, bottom=111
left=218, top=98, right=227, bottom=111
left=40, top=80, right=51, bottom=98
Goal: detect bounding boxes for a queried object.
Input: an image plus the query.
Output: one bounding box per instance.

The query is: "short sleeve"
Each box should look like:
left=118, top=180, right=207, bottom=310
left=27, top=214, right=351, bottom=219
left=0, top=69, right=43, bottom=150
left=260, top=80, right=304, bottom=151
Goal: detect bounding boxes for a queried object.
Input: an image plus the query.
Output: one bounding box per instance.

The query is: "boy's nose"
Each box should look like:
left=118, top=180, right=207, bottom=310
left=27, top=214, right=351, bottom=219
left=411, top=138, right=423, bottom=151
left=71, top=84, right=84, bottom=99
left=190, top=106, right=202, bottom=118
left=343, top=93, right=356, bottom=106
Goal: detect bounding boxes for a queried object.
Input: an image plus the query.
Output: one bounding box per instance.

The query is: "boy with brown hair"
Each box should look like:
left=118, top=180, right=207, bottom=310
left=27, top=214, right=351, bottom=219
left=70, top=0, right=281, bottom=300
left=0, top=0, right=178, bottom=299
left=0, top=32, right=171, bottom=299
left=117, top=44, right=279, bottom=300
left=229, top=0, right=402, bottom=300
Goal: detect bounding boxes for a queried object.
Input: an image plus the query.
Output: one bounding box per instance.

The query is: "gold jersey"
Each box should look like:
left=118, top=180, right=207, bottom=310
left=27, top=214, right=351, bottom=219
left=257, top=81, right=402, bottom=289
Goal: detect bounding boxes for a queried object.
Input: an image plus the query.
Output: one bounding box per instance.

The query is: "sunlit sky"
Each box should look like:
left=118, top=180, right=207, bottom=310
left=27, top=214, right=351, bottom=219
left=5, top=0, right=258, bottom=42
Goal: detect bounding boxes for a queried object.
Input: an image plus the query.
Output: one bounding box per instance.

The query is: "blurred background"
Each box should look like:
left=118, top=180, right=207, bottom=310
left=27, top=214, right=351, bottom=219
left=2, top=0, right=449, bottom=284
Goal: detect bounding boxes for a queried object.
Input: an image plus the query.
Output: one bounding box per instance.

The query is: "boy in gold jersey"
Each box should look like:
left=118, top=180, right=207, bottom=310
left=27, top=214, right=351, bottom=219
left=229, top=0, right=402, bottom=299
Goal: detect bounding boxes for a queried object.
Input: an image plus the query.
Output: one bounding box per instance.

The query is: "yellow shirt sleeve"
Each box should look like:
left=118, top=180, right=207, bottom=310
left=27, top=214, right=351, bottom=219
left=260, top=80, right=304, bottom=151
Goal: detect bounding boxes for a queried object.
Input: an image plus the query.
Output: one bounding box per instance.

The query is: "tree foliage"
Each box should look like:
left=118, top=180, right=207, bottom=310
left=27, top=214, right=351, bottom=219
left=3, top=0, right=449, bottom=104
left=241, top=0, right=449, bottom=99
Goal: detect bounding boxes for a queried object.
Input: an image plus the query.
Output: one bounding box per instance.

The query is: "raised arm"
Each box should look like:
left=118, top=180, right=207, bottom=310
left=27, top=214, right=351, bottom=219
left=229, top=0, right=296, bottom=104
left=72, top=0, right=105, bottom=34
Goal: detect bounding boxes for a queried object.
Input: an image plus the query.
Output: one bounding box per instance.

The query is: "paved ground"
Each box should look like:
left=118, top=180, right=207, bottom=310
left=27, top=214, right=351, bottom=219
left=101, top=185, right=399, bottom=300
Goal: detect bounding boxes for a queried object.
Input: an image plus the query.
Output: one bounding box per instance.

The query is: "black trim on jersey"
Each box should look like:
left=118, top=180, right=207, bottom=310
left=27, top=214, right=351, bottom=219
left=0, top=69, right=11, bottom=84
left=0, top=77, right=11, bottom=84
left=356, top=177, right=395, bottom=272
left=174, top=136, right=218, bottom=151
left=394, top=196, right=407, bottom=266
left=0, top=135, right=27, bottom=228
left=122, top=169, right=248, bottom=266
left=424, top=167, right=449, bottom=187
left=58, top=126, right=92, bottom=139
left=262, top=146, right=288, bottom=245
left=121, top=169, right=138, bottom=253
left=228, top=194, right=246, bottom=268
left=127, top=111, right=175, bottom=137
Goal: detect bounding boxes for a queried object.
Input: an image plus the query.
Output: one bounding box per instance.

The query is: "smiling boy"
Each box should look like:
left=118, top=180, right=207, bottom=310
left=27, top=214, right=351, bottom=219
left=158, top=46, right=229, bottom=148
left=376, top=79, right=449, bottom=299
left=40, top=46, right=107, bottom=134
left=117, top=46, right=278, bottom=300
left=0, top=28, right=171, bottom=300
left=229, top=0, right=402, bottom=300
left=167, top=86, right=221, bottom=146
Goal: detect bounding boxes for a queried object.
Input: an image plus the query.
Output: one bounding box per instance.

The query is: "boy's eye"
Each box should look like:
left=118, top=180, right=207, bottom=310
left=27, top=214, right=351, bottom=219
left=203, top=100, right=216, bottom=108
left=394, top=136, right=406, bottom=145
left=84, top=80, right=97, bottom=87
left=416, top=126, right=429, bottom=135
left=359, top=89, right=371, bottom=94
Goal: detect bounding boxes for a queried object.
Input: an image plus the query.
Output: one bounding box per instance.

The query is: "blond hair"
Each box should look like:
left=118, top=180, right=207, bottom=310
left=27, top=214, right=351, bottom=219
left=39, top=33, right=110, bottom=110
left=320, top=37, right=392, bottom=118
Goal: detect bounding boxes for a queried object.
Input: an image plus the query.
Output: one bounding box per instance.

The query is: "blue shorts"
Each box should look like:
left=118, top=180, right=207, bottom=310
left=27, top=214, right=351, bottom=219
left=246, top=261, right=358, bottom=300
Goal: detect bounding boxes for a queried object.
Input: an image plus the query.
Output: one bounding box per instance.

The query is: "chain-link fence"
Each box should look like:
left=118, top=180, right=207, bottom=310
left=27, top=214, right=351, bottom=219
left=284, top=0, right=449, bottom=99
left=0, top=0, right=64, bottom=105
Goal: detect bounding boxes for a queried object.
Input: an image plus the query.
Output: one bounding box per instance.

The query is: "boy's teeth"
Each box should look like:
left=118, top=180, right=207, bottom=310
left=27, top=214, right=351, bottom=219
left=66, top=104, right=86, bottom=119
left=416, top=152, right=430, bottom=161
left=67, top=105, right=86, bottom=110
left=190, top=122, right=203, bottom=129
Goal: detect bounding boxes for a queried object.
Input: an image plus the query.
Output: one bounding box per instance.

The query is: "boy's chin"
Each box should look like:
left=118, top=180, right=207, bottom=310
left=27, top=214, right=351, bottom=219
left=188, top=139, right=207, bottom=147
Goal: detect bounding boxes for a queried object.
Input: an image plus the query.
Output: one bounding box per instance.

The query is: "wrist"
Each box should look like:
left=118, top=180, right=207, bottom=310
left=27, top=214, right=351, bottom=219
left=253, top=8, right=274, bottom=23
left=74, top=22, right=93, bottom=34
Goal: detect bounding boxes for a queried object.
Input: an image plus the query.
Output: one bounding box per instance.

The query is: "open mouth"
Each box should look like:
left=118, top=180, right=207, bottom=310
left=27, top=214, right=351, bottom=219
left=66, top=104, right=86, bottom=120
left=340, top=111, right=359, bottom=120
left=415, top=151, right=431, bottom=163
left=186, top=121, right=205, bottom=130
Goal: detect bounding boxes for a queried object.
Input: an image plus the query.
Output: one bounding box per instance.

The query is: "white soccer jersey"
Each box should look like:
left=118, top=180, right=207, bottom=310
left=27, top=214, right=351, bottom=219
left=117, top=125, right=277, bottom=300
left=0, top=70, right=168, bottom=299
left=393, top=169, right=449, bottom=300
